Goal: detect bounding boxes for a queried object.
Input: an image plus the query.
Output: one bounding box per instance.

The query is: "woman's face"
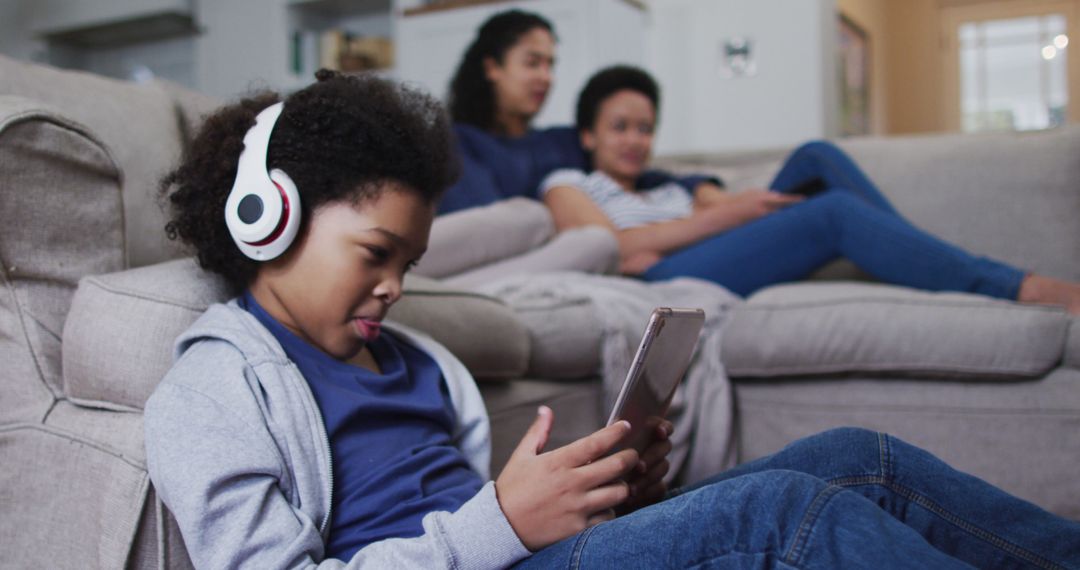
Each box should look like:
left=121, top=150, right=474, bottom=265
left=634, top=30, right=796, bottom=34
left=485, top=27, right=556, bottom=127
left=582, top=89, right=656, bottom=185
left=250, top=184, right=433, bottom=360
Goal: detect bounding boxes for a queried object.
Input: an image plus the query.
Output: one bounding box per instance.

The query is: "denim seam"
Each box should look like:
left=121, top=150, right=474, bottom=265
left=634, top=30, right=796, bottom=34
left=826, top=475, right=1065, bottom=570
left=569, top=524, right=601, bottom=570
left=782, top=484, right=844, bottom=568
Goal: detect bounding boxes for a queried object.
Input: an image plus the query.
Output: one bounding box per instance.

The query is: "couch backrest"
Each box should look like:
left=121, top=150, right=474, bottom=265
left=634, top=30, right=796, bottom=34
left=0, top=55, right=220, bottom=269
left=841, top=127, right=1080, bottom=282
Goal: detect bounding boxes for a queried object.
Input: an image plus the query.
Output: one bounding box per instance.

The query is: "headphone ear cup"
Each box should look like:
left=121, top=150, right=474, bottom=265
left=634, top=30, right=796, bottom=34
left=265, top=168, right=302, bottom=255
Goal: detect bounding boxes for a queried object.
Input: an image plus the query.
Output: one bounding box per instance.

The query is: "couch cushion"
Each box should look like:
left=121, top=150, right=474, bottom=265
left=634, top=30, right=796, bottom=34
left=62, top=259, right=231, bottom=411
left=61, top=260, right=530, bottom=410
left=1066, top=318, right=1080, bottom=370
left=500, top=292, right=604, bottom=379
left=390, top=274, right=530, bottom=380
left=1, top=97, right=125, bottom=421
left=722, top=282, right=1070, bottom=379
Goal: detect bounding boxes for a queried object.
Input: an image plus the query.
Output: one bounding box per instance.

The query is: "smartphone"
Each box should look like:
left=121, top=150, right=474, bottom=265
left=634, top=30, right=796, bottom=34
left=606, top=308, right=705, bottom=455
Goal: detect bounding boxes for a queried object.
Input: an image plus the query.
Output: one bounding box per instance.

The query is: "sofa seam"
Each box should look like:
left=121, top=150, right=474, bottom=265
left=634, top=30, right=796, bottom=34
left=738, top=295, right=1067, bottom=314
left=82, top=276, right=214, bottom=313
left=726, top=360, right=1054, bottom=377
left=735, top=398, right=1080, bottom=416
left=0, top=255, right=59, bottom=411
left=0, top=421, right=147, bottom=469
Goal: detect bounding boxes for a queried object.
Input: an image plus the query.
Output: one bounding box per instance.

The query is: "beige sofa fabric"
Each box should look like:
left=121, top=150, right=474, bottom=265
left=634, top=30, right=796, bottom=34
left=0, top=55, right=192, bottom=267
left=0, top=412, right=151, bottom=569
left=839, top=129, right=1080, bottom=283
left=0, top=97, right=125, bottom=421
left=734, top=366, right=1080, bottom=519
left=391, top=274, right=530, bottom=380
left=723, top=282, right=1070, bottom=378
left=63, top=259, right=231, bottom=411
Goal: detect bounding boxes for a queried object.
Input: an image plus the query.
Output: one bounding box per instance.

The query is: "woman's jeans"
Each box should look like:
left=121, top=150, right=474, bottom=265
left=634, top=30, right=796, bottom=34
left=516, top=428, right=1080, bottom=569
left=641, top=141, right=1025, bottom=299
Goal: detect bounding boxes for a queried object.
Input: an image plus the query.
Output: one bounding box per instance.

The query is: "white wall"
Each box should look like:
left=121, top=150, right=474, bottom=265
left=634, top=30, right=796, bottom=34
left=0, top=0, right=840, bottom=154
left=647, top=0, right=838, bottom=155
left=395, top=0, right=645, bottom=127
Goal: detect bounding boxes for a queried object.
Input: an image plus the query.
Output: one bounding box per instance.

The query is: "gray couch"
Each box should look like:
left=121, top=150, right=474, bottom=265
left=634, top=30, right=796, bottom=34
left=1, top=54, right=1077, bottom=569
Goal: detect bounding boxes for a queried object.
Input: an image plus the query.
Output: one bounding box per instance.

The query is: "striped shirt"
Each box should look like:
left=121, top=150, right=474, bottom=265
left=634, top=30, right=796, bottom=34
left=540, top=169, right=694, bottom=230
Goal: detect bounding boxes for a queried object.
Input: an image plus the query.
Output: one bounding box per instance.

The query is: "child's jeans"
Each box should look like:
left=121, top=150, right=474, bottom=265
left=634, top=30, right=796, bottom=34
left=516, top=427, right=1080, bottom=569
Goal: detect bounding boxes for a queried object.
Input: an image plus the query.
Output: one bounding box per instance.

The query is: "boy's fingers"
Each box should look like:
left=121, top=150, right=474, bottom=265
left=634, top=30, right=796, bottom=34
left=513, top=406, right=554, bottom=458
left=640, top=438, right=672, bottom=467
left=578, top=448, right=639, bottom=487
left=559, top=421, right=631, bottom=466
left=655, top=420, right=674, bottom=439
left=586, top=508, right=617, bottom=528
left=584, top=481, right=631, bottom=513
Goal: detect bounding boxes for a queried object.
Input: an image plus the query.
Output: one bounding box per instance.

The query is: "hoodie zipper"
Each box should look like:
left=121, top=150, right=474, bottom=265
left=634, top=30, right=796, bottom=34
left=317, top=418, right=334, bottom=536
left=288, top=361, right=335, bottom=536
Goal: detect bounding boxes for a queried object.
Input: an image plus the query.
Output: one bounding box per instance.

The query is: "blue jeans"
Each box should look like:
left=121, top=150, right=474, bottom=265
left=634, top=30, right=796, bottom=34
left=642, top=141, right=1025, bottom=299
left=515, top=428, right=1080, bottom=569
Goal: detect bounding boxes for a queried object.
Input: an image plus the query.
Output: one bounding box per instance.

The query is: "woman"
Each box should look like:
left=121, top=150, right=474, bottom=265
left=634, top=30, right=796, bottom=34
left=542, top=65, right=1080, bottom=313
left=146, top=70, right=1080, bottom=569
left=440, top=9, right=716, bottom=215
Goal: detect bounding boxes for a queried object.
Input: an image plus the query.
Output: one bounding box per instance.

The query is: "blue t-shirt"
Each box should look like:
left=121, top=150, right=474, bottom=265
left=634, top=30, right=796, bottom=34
left=241, top=293, right=484, bottom=559
left=441, top=124, right=722, bottom=215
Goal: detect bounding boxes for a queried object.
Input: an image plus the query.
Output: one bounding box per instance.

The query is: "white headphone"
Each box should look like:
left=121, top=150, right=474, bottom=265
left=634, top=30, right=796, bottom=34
left=224, top=102, right=302, bottom=261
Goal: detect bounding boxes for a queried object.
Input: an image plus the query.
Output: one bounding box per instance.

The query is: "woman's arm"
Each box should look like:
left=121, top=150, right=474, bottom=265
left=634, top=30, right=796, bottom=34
left=544, top=185, right=801, bottom=269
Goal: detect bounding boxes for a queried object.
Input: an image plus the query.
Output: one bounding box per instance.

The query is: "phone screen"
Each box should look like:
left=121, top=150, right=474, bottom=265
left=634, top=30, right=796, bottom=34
left=607, top=308, right=704, bottom=455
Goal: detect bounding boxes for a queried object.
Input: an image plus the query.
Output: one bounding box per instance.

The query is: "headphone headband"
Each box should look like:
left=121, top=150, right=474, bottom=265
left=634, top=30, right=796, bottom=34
left=224, top=101, right=302, bottom=261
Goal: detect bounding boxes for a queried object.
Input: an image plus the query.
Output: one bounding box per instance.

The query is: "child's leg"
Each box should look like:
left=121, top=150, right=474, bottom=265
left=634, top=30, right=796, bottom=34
left=771, top=140, right=898, bottom=214
left=676, top=428, right=1080, bottom=570
left=516, top=469, right=973, bottom=569
left=642, top=190, right=1025, bottom=299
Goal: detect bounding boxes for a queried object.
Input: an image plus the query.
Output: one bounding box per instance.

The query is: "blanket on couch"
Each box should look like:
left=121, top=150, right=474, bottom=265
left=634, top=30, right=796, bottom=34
left=477, top=272, right=741, bottom=484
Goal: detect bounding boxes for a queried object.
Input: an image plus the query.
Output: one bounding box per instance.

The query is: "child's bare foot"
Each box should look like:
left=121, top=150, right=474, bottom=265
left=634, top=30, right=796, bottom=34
left=1018, top=274, right=1080, bottom=315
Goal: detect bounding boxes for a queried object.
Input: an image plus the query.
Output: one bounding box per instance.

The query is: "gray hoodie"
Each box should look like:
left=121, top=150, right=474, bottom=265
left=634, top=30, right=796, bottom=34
left=144, top=301, right=532, bottom=569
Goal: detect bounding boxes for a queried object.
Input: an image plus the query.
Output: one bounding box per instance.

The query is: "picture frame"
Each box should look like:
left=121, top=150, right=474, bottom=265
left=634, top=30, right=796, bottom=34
left=838, top=13, right=871, bottom=136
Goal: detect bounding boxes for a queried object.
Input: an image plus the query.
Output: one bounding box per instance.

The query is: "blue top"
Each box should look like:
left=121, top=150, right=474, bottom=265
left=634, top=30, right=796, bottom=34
left=440, top=124, right=722, bottom=215
left=241, top=293, right=483, bottom=559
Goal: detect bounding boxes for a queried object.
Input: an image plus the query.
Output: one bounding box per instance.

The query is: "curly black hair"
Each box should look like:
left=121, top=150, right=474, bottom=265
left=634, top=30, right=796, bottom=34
left=162, top=70, right=460, bottom=294
left=447, top=9, right=554, bottom=131
left=575, top=65, right=660, bottom=133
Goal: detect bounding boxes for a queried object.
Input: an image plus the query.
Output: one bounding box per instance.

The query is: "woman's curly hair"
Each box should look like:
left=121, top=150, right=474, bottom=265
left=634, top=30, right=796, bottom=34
left=162, top=70, right=459, bottom=294
left=447, top=9, right=554, bottom=131
left=576, top=65, right=660, bottom=133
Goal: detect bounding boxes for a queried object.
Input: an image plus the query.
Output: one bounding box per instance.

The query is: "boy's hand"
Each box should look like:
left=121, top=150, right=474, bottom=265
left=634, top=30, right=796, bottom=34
left=620, top=420, right=674, bottom=514
left=495, top=406, right=639, bottom=551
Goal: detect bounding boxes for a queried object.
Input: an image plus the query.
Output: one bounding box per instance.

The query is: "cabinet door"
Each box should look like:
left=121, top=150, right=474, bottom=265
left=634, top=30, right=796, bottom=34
left=396, top=0, right=645, bottom=127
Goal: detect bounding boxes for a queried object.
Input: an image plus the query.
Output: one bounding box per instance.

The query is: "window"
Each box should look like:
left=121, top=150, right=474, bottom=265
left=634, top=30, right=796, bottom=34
left=958, top=14, right=1068, bottom=132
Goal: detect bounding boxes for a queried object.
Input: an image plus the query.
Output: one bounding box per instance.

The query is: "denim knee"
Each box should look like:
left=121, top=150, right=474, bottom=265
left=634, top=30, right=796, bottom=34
left=790, top=139, right=842, bottom=161
left=693, top=469, right=830, bottom=516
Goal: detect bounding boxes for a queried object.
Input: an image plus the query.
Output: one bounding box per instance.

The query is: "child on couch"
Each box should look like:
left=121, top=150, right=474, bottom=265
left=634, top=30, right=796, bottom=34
left=144, top=70, right=1080, bottom=569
